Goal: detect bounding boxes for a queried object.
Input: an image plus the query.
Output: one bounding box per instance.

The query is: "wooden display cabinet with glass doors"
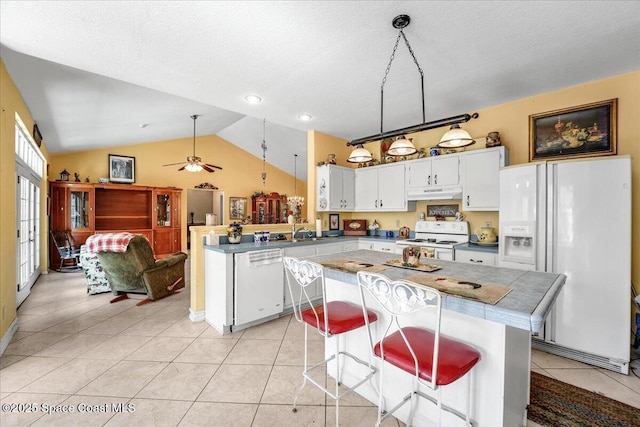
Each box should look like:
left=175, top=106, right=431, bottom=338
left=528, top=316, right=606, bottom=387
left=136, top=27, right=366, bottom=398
left=152, top=188, right=182, bottom=257
left=49, top=182, right=183, bottom=269
left=49, top=182, right=94, bottom=269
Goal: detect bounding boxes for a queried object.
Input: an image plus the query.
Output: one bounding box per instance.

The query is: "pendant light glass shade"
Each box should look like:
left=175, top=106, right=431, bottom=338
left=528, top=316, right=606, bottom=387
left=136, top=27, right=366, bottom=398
left=347, top=144, right=374, bottom=163
left=387, top=135, right=417, bottom=156
left=437, top=124, right=476, bottom=148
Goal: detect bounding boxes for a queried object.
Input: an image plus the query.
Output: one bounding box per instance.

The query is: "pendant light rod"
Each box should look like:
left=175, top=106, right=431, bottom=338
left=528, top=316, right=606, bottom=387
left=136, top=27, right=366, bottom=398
left=347, top=112, right=479, bottom=147
left=380, top=15, right=424, bottom=135
left=191, top=114, right=199, bottom=156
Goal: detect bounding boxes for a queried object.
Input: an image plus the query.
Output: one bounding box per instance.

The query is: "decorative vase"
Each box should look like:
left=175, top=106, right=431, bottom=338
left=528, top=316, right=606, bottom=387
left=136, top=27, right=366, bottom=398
left=475, top=227, right=497, bottom=243
left=227, top=222, right=243, bottom=244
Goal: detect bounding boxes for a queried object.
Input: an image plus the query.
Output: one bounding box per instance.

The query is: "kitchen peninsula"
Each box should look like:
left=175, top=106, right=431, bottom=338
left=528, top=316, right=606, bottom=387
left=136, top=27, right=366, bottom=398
left=202, top=243, right=565, bottom=426
left=313, top=249, right=565, bottom=426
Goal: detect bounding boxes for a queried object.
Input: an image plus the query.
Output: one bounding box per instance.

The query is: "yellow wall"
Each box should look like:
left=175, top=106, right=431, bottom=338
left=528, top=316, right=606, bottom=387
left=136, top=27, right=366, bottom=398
left=0, top=60, right=51, bottom=339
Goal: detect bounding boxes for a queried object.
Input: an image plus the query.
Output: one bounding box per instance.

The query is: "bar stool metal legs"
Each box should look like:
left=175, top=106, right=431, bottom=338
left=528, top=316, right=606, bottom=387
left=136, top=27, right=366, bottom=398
left=284, top=257, right=378, bottom=426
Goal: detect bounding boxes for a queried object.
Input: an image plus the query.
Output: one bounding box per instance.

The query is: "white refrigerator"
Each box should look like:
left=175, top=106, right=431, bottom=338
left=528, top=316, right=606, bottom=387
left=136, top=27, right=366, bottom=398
left=498, top=156, right=631, bottom=374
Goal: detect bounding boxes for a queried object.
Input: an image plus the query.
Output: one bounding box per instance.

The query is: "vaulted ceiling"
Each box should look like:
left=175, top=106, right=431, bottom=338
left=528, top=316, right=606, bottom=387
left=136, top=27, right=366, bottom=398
left=1, top=1, right=639, bottom=179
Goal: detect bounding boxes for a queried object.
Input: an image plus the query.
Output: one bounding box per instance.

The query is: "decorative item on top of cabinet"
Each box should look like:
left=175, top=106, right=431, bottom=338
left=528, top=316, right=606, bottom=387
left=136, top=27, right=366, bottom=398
left=461, top=146, right=508, bottom=211
left=486, top=132, right=502, bottom=147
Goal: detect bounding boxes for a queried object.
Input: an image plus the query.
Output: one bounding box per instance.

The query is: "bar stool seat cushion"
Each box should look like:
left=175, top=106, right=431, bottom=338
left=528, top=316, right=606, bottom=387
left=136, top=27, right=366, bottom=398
left=302, top=301, right=377, bottom=335
left=375, top=326, right=480, bottom=386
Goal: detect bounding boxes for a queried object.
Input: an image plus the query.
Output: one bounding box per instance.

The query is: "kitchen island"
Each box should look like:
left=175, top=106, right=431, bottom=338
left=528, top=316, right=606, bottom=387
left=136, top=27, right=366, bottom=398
left=307, top=250, right=566, bottom=427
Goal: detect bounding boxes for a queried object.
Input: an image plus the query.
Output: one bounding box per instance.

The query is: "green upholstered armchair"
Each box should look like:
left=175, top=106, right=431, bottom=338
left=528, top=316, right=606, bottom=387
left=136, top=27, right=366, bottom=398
left=95, top=235, right=187, bottom=306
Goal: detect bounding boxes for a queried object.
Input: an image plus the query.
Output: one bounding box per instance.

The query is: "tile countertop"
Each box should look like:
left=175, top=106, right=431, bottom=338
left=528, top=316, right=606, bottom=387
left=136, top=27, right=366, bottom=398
left=309, top=250, right=565, bottom=334
left=454, top=242, right=499, bottom=254
left=203, top=235, right=398, bottom=254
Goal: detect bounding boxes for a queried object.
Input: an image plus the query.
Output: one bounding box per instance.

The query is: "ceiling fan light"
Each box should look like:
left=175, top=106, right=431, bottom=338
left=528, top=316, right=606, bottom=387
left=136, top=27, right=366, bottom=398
left=437, top=124, right=476, bottom=148
left=185, top=163, right=203, bottom=172
left=347, top=145, right=373, bottom=163
left=387, top=135, right=417, bottom=156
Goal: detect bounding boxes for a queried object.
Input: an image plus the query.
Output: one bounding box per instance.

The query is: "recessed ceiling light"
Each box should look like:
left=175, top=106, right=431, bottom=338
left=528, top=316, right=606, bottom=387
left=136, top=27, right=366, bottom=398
left=245, top=95, right=262, bottom=104
left=297, top=114, right=312, bottom=121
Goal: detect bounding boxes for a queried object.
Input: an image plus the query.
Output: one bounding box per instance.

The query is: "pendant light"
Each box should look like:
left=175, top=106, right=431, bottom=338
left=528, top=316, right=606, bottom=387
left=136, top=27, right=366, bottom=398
left=261, top=119, right=267, bottom=186
left=437, top=123, right=476, bottom=148
left=387, top=135, right=416, bottom=156
left=347, top=144, right=373, bottom=163
left=346, top=15, right=478, bottom=151
left=287, top=154, right=304, bottom=219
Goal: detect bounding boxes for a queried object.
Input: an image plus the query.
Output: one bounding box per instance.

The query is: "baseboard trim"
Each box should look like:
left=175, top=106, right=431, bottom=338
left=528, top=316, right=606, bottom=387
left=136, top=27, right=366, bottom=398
left=532, top=338, right=629, bottom=374
left=0, top=317, right=19, bottom=356
left=189, top=308, right=205, bottom=322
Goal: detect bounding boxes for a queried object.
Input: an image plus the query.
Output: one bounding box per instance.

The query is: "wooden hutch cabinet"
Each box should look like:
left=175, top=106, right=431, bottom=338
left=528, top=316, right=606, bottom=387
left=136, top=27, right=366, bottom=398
left=251, top=192, right=288, bottom=224
left=49, top=182, right=182, bottom=268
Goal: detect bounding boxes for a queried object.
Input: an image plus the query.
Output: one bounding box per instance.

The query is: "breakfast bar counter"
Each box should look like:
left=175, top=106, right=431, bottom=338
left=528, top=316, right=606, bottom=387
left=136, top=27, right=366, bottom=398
left=307, top=250, right=566, bottom=427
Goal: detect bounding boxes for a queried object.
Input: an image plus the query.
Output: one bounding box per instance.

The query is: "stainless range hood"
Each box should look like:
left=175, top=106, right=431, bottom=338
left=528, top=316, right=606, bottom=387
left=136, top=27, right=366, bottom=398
left=407, top=187, right=463, bottom=201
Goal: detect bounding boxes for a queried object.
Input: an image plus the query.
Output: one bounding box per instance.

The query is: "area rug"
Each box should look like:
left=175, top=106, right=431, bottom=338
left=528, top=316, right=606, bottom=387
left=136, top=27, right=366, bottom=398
left=529, top=371, right=640, bottom=427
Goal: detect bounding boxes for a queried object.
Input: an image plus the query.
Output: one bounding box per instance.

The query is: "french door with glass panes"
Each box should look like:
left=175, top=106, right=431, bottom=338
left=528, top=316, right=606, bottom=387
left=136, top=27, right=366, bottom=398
left=15, top=117, right=44, bottom=308
left=16, top=165, right=40, bottom=307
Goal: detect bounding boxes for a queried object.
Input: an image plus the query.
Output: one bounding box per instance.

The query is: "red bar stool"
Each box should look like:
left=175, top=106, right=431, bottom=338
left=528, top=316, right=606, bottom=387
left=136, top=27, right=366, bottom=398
left=357, top=271, right=481, bottom=427
left=284, top=257, right=378, bottom=426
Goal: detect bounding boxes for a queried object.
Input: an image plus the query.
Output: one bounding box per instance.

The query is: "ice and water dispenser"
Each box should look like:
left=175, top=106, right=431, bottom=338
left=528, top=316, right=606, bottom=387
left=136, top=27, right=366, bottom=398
left=500, top=221, right=536, bottom=267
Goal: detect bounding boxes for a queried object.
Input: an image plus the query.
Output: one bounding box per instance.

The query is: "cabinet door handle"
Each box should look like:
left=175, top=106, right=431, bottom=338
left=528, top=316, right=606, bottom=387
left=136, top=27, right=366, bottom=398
left=434, top=174, right=438, bottom=185
left=428, top=175, right=431, bottom=186
left=380, top=200, right=383, bottom=207
left=375, top=200, right=378, bottom=208
left=470, top=259, right=483, bottom=263
left=466, top=195, right=470, bottom=206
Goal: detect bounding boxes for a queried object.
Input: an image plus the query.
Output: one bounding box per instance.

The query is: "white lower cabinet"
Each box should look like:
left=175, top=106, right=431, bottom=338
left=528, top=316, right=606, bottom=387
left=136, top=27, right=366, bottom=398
left=454, top=249, right=497, bottom=266
left=358, top=240, right=401, bottom=254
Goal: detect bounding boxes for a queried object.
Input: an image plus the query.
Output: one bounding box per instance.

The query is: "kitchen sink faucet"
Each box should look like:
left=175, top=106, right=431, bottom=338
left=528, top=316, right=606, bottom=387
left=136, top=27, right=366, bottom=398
left=291, top=225, right=311, bottom=241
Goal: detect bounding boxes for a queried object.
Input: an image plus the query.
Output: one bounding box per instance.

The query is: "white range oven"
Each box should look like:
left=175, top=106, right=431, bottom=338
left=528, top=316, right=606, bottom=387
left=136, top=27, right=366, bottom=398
left=395, top=221, right=469, bottom=261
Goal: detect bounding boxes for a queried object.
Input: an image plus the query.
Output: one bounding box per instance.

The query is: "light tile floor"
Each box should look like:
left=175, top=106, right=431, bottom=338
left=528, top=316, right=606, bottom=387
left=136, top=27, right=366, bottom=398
left=1, top=269, right=638, bottom=426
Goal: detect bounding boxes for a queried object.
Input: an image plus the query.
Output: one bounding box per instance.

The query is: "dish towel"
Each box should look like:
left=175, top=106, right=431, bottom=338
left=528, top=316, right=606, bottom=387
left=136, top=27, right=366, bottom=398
left=248, top=249, right=283, bottom=267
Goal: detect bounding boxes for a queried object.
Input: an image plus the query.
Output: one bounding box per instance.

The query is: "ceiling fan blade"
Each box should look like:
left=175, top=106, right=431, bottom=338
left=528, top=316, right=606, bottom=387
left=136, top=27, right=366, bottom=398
left=162, top=161, right=188, bottom=167
left=203, top=163, right=223, bottom=170
left=201, top=164, right=217, bottom=173
left=177, top=165, right=188, bottom=171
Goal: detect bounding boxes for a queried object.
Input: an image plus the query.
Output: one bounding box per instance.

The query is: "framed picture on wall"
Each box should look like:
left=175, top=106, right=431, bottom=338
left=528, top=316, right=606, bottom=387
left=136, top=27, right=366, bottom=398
left=529, top=99, right=617, bottom=161
left=329, top=213, right=339, bottom=230
left=229, top=197, right=247, bottom=220
left=108, top=154, right=135, bottom=183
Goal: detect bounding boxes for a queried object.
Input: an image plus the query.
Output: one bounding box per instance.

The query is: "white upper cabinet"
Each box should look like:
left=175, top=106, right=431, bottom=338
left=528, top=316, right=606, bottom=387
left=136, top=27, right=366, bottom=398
left=461, top=146, right=508, bottom=211
left=405, top=155, right=462, bottom=200
left=317, top=165, right=355, bottom=211
left=355, top=163, right=413, bottom=211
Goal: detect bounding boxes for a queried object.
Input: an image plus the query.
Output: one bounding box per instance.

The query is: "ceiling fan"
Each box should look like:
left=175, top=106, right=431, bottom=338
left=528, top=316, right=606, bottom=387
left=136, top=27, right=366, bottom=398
left=162, top=115, right=223, bottom=173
